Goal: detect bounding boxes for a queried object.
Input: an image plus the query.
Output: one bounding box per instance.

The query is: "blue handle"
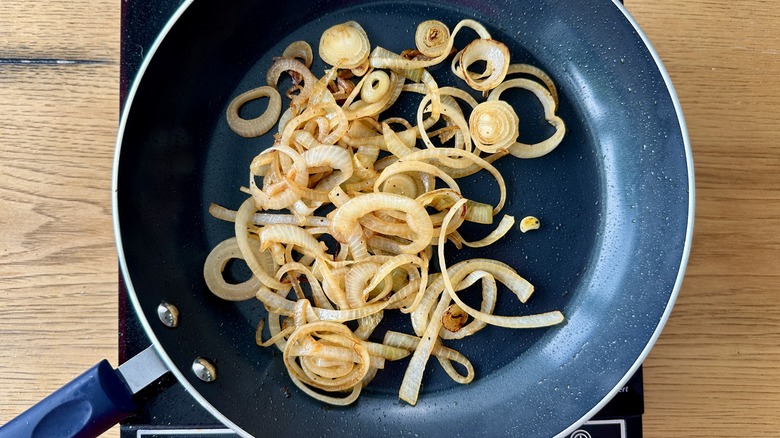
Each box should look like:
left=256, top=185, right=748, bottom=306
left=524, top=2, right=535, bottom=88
left=0, top=360, right=136, bottom=438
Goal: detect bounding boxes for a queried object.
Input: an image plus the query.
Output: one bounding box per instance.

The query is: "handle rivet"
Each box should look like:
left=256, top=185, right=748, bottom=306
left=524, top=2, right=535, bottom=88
left=156, top=301, right=180, bottom=328
left=192, top=358, right=217, bottom=382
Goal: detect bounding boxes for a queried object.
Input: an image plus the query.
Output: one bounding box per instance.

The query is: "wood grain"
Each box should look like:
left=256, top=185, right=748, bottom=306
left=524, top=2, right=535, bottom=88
left=0, top=62, right=120, bottom=432
left=0, top=0, right=120, bottom=434
left=0, top=0, right=117, bottom=60
left=0, top=0, right=779, bottom=437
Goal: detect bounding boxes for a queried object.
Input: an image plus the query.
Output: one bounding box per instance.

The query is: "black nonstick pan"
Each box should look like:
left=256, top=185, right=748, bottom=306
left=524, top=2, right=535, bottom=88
left=1, top=0, right=692, bottom=437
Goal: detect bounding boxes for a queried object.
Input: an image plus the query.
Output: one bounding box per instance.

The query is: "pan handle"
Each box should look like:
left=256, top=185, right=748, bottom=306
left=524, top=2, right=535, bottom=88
left=0, top=346, right=168, bottom=437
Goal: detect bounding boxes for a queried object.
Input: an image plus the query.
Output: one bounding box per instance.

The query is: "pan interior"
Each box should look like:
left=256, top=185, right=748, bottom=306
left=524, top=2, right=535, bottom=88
left=117, top=0, right=689, bottom=436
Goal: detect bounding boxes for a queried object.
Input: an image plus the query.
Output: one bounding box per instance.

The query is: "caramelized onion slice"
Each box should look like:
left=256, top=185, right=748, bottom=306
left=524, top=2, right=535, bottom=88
left=282, top=40, right=314, bottom=68
left=330, top=192, right=434, bottom=255
left=488, top=78, right=566, bottom=158
left=469, top=100, right=520, bottom=153
left=203, top=237, right=263, bottom=301
left=319, top=21, right=371, bottom=69
left=452, top=39, right=510, bottom=91
left=226, top=86, right=282, bottom=138
left=207, top=17, right=568, bottom=409
left=415, top=20, right=450, bottom=57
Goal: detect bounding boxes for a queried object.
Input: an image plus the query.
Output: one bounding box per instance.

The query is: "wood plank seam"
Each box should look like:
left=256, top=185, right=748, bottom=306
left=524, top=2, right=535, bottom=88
left=0, top=58, right=111, bottom=65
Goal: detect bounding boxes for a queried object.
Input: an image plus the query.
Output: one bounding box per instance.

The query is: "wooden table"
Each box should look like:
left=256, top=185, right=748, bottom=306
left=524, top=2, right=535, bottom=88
left=1, top=1, right=777, bottom=436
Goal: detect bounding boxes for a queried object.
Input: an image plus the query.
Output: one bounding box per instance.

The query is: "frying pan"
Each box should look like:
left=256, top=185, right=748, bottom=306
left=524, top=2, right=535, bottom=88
left=1, top=0, right=693, bottom=436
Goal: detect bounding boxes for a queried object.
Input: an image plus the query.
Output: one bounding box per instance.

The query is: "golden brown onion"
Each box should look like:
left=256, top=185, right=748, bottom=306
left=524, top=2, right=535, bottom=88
left=468, top=100, right=520, bottom=153
left=209, top=17, right=568, bottom=409
left=225, top=86, right=282, bottom=138
left=452, top=39, right=510, bottom=91
left=266, top=57, right=317, bottom=89
left=284, top=320, right=370, bottom=390
left=330, top=192, right=434, bottom=255
left=370, top=19, right=491, bottom=72
left=519, top=215, right=541, bottom=233
left=507, top=63, right=559, bottom=110
left=360, top=70, right=391, bottom=104
left=282, top=40, right=314, bottom=68
left=319, top=21, right=371, bottom=69
left=203, top=237, right=263, bottom=301
left=415, top=20, right=450, bottom=57
left=488, top=78, right=566, bottom=158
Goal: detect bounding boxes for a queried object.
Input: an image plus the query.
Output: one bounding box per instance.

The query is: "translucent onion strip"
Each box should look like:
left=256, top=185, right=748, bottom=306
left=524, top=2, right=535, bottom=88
left=400, top=148, right=506, bottom=214
left=385, top=331, right=474, bottom=384
left=415, top=20, right=451, bottom=57
left=289, top=374, right=362, bottom=406
left=330, top=193, right=434, bottom=255
left=360, top=70, right=391, bottom=103
left=203, top=237, right=263, bottom=301
left=267, top=58, right=318, bottom=90
left=344, top=71, right=403, bottom=120
left=442, top=265, right=564, bottom=328
left=275, top=262, right=333, bottom=310
left=506, top=63, right=559, bottom=110
left=416, top=96, right=473, bottom=171
left=370, top=19, right=492, bottom=71
left=374, top=160, right=460, bottom=197
left=457, top=214, right=515, bottom=248
left=469, top=100, right=520, bottom=153
left=226, top=86, right=282, bottom=138
left=234, top=199, right=289, bottom=291
left=255, top=286, right=391, bottom=323
left=464, top=200, right=493, bottom=224
left=208, top=203, right=330, bottom=227
left=437, top=203, right=563, bottom=329
left=282, top=41, right=314, bottom=68
left=398, top=288, right=451, bottom=405
left=452, top=39, right=510, bottom=91
left=249, top=145, right=308, bottom=211
left=488, top=78, right=566, bottom=158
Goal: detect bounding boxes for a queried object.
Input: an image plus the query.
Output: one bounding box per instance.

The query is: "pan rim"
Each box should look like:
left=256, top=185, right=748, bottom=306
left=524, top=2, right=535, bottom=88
left=555, top=3, right=694, bottom=436
left=111, top=1, right=694, bottom=437
left=112, top=1, right=251, bottom=435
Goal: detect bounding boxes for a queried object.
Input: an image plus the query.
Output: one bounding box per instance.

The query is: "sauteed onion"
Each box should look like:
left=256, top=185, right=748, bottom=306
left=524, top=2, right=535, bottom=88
left=205, top=18, right=566, bottom=406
